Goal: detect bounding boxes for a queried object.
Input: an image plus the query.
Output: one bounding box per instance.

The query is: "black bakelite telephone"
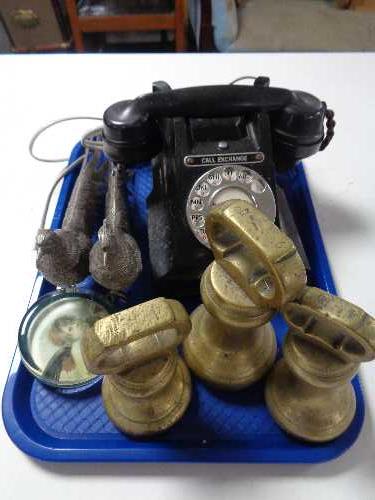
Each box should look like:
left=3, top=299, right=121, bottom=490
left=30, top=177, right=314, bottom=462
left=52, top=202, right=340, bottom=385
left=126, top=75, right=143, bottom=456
left=102, top=77, right=335, bottom=295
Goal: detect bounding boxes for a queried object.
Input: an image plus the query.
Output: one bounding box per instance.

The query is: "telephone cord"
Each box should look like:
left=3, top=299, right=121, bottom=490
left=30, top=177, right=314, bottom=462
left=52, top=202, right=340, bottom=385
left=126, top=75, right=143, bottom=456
left=29, top=116, right=105, bottom=230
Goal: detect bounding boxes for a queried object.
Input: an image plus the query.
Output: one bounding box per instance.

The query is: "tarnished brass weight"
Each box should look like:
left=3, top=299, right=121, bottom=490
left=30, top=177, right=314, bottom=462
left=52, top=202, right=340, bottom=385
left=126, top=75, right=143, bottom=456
left=183, top=200, right=307, bottom=390
left=184, top=262, right=276, bottom=390
left=81, top=297, right=192, bottom=436
left=266, top=287, right=375, bottom=442
left=206, top=199, right=307, bottom=309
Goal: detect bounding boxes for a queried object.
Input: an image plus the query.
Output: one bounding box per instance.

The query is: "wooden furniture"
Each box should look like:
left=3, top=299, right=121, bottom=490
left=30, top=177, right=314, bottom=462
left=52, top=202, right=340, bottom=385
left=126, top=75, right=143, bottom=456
left=65, top=0, right=187, bottom=51
left=350, top=0, right=375, bottom=9
left=336, top=0, right=375, bottom=9
left=0, top=0, right=70, bottom=52
left=199, top=0, right=215, bottom=51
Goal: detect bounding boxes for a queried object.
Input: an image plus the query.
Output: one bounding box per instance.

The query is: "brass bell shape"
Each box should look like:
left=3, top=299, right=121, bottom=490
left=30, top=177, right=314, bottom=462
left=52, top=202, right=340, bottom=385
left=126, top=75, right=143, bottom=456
left=183, top=200, right=307, bottom=390
left=266, top=287, right=375, bottom=442
left=184, top=261, right=276, bottom=390
left=81, top=297, right=192, bottom=436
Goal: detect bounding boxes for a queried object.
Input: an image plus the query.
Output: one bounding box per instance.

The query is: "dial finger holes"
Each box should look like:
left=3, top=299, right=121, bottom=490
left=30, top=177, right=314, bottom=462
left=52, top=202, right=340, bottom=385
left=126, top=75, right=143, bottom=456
left=190, top=214, right=205, bottom=228
left=190, top=197, right=204, bottom=211
left=207, top=171, right=222, bottom=186
left=197, top=228, right=208, bottom=243
left=186, top=165, right=276, bottom=247
left=223, top=167, right=237, bottom=181
left=251, top=178, right=267, bottom=194
left=195, top=182, right=210, bottom=197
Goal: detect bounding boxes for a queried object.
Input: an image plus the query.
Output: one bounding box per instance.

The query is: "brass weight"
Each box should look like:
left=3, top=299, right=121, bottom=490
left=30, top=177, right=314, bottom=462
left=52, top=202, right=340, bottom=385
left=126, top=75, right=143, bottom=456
left=183, top=200, right=307, bottom=390
left=266, top=287, right=375, bottom=442
left=207, top=199, right=307, bottom=309
left=81, top=297, right=192, bottom=436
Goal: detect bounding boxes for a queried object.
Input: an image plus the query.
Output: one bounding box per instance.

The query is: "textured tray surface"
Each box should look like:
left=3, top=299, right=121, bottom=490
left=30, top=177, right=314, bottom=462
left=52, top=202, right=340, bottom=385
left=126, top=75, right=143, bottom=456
left=30, top=320, right=284, bottom=441
left=2, top=143, right=365, bottom=462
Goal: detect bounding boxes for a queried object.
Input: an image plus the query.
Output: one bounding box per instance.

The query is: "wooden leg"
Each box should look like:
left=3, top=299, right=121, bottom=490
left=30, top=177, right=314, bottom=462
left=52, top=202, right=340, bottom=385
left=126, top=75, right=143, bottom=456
left=65, top=0, right=85, bottom=51
left=336, top=0, right=352, bottom=7
left=200, top=0, right=215, bottom=51
left=175, top=0, right=187, bottom=51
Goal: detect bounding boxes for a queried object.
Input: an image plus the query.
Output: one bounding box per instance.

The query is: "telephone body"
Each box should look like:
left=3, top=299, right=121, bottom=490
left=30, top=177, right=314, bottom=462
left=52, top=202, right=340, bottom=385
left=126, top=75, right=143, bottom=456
left=103, top=78, right=334, bottom=294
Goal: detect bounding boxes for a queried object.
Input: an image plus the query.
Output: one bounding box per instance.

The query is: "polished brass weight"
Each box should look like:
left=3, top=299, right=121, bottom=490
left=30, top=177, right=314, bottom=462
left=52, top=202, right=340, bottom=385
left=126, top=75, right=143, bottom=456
left=81, top=297, right=192, bottom=436
left=266, top=287, right=375, bottom=442
left=183, top=199, right=307, bottom=390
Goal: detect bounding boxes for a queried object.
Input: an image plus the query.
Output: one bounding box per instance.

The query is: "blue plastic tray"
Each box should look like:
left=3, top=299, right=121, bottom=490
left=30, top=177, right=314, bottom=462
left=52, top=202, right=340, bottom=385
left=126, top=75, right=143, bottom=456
left=2, top=143, right=365, bottom=462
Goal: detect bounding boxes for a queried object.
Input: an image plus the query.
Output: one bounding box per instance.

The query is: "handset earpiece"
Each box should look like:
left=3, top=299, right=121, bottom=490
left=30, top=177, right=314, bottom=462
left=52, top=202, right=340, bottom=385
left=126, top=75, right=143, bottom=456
left=271, top=90, right=335, bottom=171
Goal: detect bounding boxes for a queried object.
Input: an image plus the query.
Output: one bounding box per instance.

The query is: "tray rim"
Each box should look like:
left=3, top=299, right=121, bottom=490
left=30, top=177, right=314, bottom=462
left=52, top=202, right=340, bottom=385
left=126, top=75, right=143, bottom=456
left=1, top=144, right=366, bottom=463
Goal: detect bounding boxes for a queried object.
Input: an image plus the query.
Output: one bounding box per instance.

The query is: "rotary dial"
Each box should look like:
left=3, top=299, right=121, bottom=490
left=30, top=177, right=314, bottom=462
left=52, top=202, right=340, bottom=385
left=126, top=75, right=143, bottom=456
left=186, top=165, right=276, bottom=247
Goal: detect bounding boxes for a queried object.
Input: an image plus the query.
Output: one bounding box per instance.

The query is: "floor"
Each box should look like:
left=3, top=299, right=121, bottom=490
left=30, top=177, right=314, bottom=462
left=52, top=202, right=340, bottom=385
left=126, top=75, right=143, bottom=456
left=230, top=0, right=375, bottom=51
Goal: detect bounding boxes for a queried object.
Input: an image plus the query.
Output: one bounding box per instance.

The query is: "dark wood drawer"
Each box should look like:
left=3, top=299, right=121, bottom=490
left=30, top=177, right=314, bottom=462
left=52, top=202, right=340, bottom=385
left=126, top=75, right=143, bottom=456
left=0, top=0, right=68, bottom=49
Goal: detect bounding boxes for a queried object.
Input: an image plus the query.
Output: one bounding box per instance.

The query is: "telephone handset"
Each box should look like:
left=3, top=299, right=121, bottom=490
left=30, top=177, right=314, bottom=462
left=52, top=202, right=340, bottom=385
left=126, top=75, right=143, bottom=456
left=102, top=78, right=334, bottom=294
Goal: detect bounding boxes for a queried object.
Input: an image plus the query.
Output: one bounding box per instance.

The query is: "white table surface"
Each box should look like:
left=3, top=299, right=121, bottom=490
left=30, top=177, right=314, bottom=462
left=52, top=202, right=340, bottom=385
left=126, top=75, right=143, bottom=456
left=0, top=53, right=374, bottom=500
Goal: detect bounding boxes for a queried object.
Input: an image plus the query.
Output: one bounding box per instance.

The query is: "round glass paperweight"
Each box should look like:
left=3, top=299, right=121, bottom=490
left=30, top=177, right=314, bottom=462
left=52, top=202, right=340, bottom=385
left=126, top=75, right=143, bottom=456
left=18, top=290, right=110, bottom=389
